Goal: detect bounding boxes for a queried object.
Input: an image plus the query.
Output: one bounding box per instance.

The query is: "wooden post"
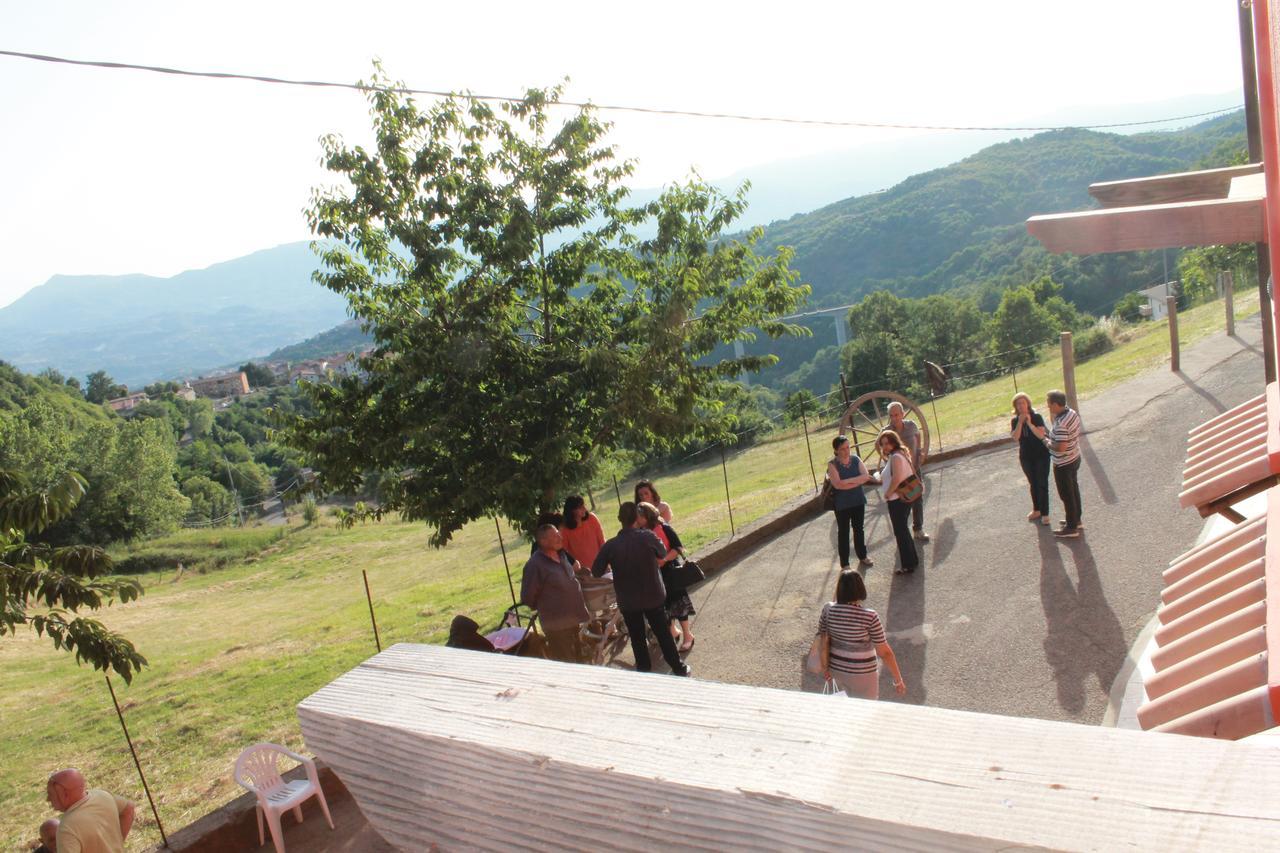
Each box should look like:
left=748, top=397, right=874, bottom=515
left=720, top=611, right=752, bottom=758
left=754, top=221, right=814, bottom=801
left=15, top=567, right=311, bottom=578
left=1223, top=270, right=1236, bottom=336
left=612, top=474, right=622, bottom=506
left=1167, top=295, right=1180, bottom=372
left=1239, top=0, right=1276, bottom=381
left=1060, top=331, right=1079, bottom=414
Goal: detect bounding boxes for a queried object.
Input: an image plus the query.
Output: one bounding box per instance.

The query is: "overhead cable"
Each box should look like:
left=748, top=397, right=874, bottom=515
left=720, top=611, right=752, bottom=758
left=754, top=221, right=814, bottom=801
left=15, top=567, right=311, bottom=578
left=0, top=48, right=1244, bottom=133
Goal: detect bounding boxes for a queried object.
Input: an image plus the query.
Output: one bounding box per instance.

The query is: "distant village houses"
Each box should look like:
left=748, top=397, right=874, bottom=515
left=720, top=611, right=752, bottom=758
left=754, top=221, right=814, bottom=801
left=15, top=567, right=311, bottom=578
left=105, top=391, right=149, bottom=413
left=190, top=371, right=250, bottom=399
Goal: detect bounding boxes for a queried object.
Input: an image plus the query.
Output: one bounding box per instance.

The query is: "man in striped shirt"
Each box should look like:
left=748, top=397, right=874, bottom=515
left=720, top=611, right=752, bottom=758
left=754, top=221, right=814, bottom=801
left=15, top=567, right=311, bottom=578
left=1030, top=389, right=1083, bottom=538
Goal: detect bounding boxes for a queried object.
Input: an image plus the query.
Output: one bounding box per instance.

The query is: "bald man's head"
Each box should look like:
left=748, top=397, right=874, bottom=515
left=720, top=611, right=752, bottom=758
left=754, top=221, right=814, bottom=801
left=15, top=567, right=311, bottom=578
left=46, top=769, right=85, bottom=812
left=39, top=818, right=58, bottom=850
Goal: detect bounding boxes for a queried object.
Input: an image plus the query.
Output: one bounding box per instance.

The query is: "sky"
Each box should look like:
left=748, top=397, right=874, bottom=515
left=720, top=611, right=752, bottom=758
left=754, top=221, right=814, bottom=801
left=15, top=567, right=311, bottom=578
left=0, top=0, right=1248, bottom=308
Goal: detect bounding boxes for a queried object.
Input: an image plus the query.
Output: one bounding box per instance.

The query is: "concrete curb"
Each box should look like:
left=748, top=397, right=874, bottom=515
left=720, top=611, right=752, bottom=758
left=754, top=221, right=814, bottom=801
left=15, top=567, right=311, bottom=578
left=693, top=433, right=1016, bottom=576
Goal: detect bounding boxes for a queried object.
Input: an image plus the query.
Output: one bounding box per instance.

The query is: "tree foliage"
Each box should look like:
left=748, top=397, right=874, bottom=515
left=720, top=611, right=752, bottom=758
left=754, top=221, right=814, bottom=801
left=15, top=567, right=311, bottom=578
left=0, top=468, right=147, bottom=682
left=84, top=370, right=127, bottom=404
left=281, top=76, right=809, bottom=542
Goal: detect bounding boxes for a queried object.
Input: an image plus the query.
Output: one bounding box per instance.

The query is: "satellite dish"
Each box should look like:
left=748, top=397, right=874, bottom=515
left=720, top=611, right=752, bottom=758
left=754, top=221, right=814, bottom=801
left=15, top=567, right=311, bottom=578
left=924, top=361, right=949, bottom=396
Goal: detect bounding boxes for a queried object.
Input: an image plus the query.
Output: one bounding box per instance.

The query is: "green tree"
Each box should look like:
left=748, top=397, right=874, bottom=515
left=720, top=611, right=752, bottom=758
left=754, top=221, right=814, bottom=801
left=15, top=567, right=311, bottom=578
left=281, top=76, right=808, bottom=542
left=239, top=362, right=276, bottom=389
left=783, top=389, right=819, bottom=425
left=81, top=419, right=189, bottom=542
left=990, top=286, right=1057, bottom=369
left=1177, top=243, right=1257, bottom=306
left=1113, top=291, right=1147, bottom=323
left=84, top=370, right=126, bottom=404
left=0, top=469, right=147, bottom=681
left=181, top=397, right=215, bottom=438
left=180, top=475, right=236, bottom=526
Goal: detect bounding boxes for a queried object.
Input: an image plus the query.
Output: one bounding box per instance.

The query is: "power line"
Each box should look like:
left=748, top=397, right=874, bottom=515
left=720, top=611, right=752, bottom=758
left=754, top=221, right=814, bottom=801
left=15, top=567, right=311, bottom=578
left=0, top=48, right=1245, bottom=133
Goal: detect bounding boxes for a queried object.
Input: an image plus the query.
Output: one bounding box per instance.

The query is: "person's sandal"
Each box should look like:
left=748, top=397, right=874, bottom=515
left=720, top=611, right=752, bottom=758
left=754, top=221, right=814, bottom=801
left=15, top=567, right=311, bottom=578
left=859, top=557, right=874, bottom=568
left=680, top=637, right=695, bottom=653
left=1027, top=510, right=1041, bottom=521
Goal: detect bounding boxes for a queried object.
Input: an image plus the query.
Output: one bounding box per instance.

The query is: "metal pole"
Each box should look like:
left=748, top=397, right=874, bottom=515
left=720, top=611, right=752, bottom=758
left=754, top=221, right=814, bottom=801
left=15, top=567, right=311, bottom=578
left=494, top=517, right=516, bottom=608
left=105, top=676, right=168, bottom=848
left=1224, top=270, right=1236, bottom=336
left=929, top=392, right=943, bottom=452
left=719, top=444, right=736, bottom=537
left=361, top=569, right=382, bottom=652
left=612, top=474, right=622, bottom=506
left=1167, top=295, right=1180, bottom=372
left=800, top=403, right=818, bottom=493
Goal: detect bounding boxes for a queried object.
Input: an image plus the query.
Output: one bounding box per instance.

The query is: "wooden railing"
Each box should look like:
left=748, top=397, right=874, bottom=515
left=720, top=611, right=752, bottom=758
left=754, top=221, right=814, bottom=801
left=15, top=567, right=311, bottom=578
left=298, top=644, right=1280, bottom=851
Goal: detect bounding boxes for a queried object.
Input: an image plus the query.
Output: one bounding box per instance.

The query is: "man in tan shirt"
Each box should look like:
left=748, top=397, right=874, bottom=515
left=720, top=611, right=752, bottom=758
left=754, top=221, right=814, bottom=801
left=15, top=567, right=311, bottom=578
left=45, top=769, right=134, bottom=853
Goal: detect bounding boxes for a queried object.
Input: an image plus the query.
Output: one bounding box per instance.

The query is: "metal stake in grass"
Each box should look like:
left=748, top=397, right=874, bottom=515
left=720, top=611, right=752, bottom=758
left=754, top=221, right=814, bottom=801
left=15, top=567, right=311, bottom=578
left=105, top=675, right=168, bottom=848
left=719, top=443, right=736, bottom=536
left=800, top=401, right=818, bottom=493
left=362, top=569, right=382, bottom=653
left=494, top=517, right=516, bottom=609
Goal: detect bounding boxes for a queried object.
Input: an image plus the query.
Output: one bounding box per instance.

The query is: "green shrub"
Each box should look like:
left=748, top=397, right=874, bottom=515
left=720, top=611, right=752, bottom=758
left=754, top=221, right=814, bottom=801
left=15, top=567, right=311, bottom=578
left=1074, top=325, right=1115, bottom=362
left=302, top=496, right=319, bottom=525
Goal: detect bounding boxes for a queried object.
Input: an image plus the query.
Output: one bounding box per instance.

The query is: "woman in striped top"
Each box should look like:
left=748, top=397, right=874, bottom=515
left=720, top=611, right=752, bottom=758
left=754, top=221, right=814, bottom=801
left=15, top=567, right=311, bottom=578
left=817, top=570, right=906, bottom=699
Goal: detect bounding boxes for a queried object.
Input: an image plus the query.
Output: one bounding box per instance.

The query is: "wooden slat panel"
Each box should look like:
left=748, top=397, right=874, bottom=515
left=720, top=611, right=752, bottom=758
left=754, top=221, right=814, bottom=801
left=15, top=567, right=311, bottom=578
left=298, top=644, right=1280, bottom=851
left=1026, top=196, right=1264, bottom=254
left=1088, top=163, right=1262, bottom=208
left=1188, top=393, right=1264, bottom=438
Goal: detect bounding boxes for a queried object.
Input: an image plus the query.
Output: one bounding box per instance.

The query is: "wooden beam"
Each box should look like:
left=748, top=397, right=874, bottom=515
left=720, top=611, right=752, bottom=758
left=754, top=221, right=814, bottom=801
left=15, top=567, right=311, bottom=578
left=297, top=644, right=1280, bottom=851
left=1026, top=196, right=1265, bottom=255
left=1088, top=163, right=1262, bottom=208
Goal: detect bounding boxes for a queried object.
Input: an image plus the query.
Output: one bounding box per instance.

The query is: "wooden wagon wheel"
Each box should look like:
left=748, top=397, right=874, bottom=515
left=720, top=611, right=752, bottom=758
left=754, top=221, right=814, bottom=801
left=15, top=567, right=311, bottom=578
left=838, top=390, right=931, bottom=471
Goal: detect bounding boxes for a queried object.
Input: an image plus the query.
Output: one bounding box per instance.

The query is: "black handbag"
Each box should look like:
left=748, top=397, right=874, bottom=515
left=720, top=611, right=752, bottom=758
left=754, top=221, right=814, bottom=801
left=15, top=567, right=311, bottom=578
left=820, top=476, right=836, bottom=512
left=662, top=559, right=706, bottom=590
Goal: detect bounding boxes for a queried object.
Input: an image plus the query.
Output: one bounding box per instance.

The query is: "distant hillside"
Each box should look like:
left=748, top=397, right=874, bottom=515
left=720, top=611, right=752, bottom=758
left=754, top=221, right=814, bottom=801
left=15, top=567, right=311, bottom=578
left=266, top=319, right=371, bottom=362
left=757, top=112, right=1245, bottom=309
left=737, top=112, right=1247, bottom=391
left=0, top=242, right=348, bottom=388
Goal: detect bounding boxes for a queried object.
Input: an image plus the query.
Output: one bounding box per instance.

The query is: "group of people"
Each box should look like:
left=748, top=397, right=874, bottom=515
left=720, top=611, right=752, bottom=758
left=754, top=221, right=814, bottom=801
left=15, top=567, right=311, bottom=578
left=518, top=480, right=695, bottom=676
left=27, top=769, right=135, bottom=853
left=827, top=401, right=928, bottom=576
left=1012, top=389, right=1084, bottom=537
left=814, top=390, right=1085, bottom=700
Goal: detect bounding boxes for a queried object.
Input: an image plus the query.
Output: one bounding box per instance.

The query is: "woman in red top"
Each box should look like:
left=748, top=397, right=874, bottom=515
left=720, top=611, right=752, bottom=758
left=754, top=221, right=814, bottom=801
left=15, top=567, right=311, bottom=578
left=559, top=495, right=605, bottom=569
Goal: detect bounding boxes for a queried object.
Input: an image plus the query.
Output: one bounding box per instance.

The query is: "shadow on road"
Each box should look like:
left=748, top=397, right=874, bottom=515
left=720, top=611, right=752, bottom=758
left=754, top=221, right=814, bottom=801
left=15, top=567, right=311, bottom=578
left=1173, top=369, right=1228, bottom=414
left=1037, top=531, right=1126, bottom=718
left=884, top=568, right=928, bottom=707
left=930, top=517, right=957, bottom=567
left=1227, top=333, right=1262, bottom=359
left=1079, top=436, right=1118, bottom=506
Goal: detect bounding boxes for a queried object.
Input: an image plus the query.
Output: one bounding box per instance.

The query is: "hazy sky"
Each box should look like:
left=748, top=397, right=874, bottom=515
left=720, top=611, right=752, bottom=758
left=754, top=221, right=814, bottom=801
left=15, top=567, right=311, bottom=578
left=0, top=0, right=1247, bottom=307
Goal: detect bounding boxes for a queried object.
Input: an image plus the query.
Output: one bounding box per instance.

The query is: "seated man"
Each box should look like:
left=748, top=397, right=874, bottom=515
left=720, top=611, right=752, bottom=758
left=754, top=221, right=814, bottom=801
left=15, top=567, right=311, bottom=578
left=46, top=769, right=134, bottom=853
left=520, top=524, right=590, bottom=662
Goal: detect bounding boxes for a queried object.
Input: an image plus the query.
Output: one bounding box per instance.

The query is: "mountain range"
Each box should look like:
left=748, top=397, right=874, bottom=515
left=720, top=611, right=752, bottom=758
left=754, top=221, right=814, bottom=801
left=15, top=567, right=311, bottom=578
left=0, top=98, right=1246, bottom=391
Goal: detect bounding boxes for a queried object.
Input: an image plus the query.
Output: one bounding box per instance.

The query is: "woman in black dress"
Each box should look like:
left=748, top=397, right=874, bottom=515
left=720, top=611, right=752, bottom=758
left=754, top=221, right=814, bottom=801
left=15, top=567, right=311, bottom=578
left=1011, top=392, right=1052, bottom=524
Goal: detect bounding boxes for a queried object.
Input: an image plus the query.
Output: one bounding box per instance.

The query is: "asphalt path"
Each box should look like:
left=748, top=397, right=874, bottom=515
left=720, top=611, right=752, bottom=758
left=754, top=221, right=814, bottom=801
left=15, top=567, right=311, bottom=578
left=676, top=315, right=1266, bottom=724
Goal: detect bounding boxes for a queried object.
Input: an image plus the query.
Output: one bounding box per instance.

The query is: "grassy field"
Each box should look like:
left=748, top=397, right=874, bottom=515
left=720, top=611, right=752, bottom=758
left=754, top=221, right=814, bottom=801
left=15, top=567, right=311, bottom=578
left=0, top=290, right=1256, bottom=850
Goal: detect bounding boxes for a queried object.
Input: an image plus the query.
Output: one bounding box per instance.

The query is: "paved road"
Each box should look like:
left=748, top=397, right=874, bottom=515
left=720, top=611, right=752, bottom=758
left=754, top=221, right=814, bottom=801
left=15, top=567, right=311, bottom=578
left=679, top=315, right=1266, bottom=724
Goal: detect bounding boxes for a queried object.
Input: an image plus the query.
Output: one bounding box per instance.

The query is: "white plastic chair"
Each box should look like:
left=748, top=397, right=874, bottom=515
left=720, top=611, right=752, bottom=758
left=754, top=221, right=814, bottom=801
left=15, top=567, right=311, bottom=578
left=233, top=742, right=335, bottom=853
